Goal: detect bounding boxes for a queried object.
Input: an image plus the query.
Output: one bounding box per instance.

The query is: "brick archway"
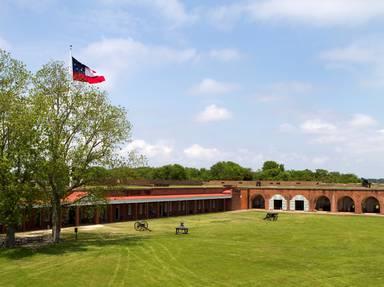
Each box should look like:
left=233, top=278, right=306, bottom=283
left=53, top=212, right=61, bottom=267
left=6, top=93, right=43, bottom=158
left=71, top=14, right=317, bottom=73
left=269, top=194, right=287, bottom=210
left=315, top=196, right=331, bottom=211
left=338, top=196, right=355, bottom=212
left=290, top=195, right=309, bottom=211
left=251, top=194, right=265, bottom=209
left=362, top=196, right=380, bottom=213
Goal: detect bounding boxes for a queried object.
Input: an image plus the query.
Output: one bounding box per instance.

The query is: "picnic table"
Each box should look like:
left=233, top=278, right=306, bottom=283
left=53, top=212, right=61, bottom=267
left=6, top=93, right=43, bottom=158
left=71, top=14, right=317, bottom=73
left=263, top=212, right=278, bottom=221
left=176, top=222, right=189, bottom=234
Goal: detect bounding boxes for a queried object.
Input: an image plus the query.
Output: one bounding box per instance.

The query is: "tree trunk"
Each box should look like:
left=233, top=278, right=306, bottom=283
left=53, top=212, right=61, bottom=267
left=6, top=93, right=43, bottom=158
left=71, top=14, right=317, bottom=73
left=6, top=224, right=16, bottom=248
left=51, top=193, right=61, bottom=243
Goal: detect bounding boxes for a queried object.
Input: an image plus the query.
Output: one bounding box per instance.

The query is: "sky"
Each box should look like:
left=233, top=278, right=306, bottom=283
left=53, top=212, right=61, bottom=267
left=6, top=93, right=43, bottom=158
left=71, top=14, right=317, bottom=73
left=2, top=0, right=384, bottom=177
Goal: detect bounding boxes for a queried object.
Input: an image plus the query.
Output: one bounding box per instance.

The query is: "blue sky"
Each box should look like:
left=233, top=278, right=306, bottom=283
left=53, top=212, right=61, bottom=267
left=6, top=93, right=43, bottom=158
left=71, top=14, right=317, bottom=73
left=2, top=0, right=384, bottom=177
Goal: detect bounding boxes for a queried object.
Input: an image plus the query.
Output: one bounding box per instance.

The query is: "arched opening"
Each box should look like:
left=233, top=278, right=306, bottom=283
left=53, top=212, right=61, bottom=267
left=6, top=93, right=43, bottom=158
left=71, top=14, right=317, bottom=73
left=338, top=196, right=355, bottom=212
left=362, top=197, right=380, bottom=213
left=290, top=195, right=309, bottom=211
left=269, top=194, right=287, bottom=210
left=252, top=195, right=265, bottom=209
left=315, top=196, right=331, bottom=211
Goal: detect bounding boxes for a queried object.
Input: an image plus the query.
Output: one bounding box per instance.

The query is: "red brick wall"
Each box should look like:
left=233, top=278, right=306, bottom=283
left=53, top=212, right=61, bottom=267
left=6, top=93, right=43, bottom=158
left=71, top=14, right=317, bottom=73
left=239, top=188, right=384, bottom=214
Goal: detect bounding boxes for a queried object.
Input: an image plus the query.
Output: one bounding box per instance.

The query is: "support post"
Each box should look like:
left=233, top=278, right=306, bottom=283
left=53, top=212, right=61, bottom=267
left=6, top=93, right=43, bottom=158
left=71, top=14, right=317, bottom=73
left=95, top=208, right=100, bottom=224
left=331, top=193, right=337, bottom=213
left=108, top=205, right=113, bottom=223
left=75, top=206, right=80, bottom=226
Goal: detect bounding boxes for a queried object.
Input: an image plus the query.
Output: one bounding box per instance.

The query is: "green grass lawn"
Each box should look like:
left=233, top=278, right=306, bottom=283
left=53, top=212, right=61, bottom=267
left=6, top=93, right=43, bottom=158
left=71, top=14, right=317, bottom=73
left=1, top=211, right=384, bottom=287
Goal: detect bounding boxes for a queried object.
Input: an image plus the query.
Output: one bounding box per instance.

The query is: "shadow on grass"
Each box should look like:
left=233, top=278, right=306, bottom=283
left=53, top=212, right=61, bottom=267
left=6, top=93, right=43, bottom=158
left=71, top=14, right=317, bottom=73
left=0, top=232, right=148, bottom=260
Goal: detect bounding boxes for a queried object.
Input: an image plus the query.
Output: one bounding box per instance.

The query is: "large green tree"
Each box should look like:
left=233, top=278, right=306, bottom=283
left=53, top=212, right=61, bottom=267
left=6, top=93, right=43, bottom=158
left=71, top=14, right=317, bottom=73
left=210, top=161, right=252, bottom=180
left=152, top=164, right=187, bottom=180
left=0, top=49, right=37, bottom=247
left=31, top=61, right=131, bottom=243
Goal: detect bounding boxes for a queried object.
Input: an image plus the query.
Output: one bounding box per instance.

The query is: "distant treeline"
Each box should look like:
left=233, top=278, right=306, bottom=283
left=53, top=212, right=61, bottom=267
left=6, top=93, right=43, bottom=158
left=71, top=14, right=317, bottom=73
left=87, top=161, right=361, bottom=184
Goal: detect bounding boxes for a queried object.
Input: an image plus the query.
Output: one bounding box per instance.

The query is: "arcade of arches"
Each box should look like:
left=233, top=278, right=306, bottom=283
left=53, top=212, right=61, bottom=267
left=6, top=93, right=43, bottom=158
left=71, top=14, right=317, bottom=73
left=242, top=188, right=384, bottom=215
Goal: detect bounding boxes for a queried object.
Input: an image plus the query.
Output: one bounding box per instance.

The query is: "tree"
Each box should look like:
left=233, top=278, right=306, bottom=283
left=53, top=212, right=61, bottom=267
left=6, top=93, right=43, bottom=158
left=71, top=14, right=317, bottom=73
left=210, top=161, right=252, bottom=180
left=257, top=161, right=286, bottom=180
left=31, top=61, right=131, bottom=243
left=0, top=49, right=36, bottom=247
left=152, top=164, right=187, bottom=180
left=262, top=161, right=284, bottom=172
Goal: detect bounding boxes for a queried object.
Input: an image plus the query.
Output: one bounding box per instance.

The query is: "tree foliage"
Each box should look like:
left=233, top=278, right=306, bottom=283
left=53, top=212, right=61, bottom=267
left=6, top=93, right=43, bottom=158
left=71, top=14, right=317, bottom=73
left=0, top=49, right=37, bottom=247
left=89, top=160, right=361, bottom=184
left=210, top=161, right=253, bottom=180
left=30, top=61, right=131, bottom=242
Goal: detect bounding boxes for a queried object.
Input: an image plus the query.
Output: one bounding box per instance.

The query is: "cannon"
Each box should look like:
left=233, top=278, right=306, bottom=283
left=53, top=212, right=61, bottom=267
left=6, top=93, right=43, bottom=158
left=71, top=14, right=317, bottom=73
left=361, top=178, right=372, bottom=188
left=134, top=221, right=151, bottom=232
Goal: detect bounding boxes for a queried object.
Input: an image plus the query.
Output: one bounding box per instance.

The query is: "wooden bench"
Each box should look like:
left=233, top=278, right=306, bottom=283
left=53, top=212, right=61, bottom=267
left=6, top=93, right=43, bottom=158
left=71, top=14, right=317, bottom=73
left=263, top=212, right=278, bottom=221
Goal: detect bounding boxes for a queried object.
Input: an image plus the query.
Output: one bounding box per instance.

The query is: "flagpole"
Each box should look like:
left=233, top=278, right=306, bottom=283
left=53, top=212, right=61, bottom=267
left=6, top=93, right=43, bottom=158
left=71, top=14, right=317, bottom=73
left=69, top=44, right=73, bottom=80
left=68, top=44, right=73, bottom=188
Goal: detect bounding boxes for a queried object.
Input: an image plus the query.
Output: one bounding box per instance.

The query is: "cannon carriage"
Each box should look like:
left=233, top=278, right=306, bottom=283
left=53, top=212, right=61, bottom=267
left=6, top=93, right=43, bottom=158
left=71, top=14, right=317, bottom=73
left=134, top=221, right=151, bottom=231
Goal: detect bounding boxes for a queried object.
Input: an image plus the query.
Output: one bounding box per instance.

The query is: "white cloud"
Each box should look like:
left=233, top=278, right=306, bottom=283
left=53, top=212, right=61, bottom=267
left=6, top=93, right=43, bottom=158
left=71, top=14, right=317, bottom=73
left=190, top=78, right=238, bottom=95
left=209, top=3, right=247, bottom=30
left=79, top=38, right=199, bottom=87
left=320, top=41, right=384, bottom=87
left=183, top=144, right=221, bottom=159
left=300, top=119, right=337, bottom=134
left=296, top=113, right=384, bottom=156
left=321, top=44, right=380, bottom=64
left=211, top=0, right=384, bottom=28
left=196, top=104, right=232, bottom=123
left=208, top=49, right=242, bottom=61
left=80, top=38, right=242, bottom=88
left=151, top=0, right=196, bottom=26
left=122, top=139, right=173, bottom=158
left=348, top=114, right=377, bottom=128
left=249, top=0, right=384, bottom=26
left=83, top=38, right=198, bottom=66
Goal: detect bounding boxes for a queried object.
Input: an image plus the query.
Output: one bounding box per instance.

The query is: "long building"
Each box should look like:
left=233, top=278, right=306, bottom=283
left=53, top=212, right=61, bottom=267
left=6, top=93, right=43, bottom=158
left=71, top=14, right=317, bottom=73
left=18, top=186, right=232, bottom=232
left=5, top=180, right=384, bottom=233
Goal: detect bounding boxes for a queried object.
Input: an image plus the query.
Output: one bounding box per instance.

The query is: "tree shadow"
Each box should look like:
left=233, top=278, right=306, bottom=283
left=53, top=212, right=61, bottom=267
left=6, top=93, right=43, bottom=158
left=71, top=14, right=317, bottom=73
left=0, top=232, right=149, bottom=260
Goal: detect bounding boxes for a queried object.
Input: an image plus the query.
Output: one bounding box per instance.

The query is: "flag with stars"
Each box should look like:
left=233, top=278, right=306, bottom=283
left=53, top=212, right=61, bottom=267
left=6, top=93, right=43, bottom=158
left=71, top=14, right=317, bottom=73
left=72, top=57, right=105, bottom=84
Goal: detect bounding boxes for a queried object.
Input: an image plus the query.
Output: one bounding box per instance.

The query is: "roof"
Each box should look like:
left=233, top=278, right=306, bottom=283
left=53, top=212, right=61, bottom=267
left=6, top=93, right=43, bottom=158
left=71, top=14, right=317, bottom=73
left=106, top=191, right=232, bottom=204
left=80, top=185, right=224, bottom=191
left=66, top=190, right=232, bottom=206
left=64, top=191, right=88, bottom=204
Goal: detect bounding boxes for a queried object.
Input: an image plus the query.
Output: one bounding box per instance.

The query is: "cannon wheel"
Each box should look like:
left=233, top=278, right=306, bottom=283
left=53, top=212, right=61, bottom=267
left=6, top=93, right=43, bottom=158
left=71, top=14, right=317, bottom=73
left=134, top=222, right=141, bottom=231
left=143, top=221, right=148, bottom=229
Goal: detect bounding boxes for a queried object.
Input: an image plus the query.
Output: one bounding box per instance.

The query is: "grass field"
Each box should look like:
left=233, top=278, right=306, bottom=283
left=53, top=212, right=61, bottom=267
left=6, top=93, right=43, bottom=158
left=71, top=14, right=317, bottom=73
left=1, top=211, right=384, bottom=287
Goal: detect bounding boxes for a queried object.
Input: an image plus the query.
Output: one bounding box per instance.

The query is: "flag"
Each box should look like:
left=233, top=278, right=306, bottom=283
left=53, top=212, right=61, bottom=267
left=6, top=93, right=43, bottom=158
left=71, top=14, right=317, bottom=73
left=72, top=57, right=105, bottom=84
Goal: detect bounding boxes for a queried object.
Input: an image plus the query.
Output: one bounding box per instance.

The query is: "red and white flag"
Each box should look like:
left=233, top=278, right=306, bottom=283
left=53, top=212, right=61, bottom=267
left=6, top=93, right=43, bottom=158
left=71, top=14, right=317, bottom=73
left=72, top=57, right=105, bottom=84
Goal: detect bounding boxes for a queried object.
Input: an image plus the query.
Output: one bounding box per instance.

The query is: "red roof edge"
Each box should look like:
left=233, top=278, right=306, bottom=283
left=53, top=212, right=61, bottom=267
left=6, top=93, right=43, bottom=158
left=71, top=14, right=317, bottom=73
left=64, top=191, right=88, bottom=204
